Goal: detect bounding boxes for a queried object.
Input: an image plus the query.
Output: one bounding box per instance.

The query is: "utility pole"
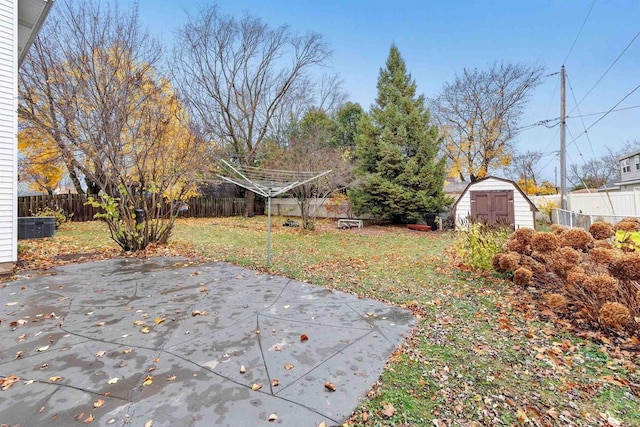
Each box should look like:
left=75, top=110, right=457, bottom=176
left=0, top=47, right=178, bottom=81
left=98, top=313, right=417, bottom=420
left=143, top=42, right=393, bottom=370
left=560, top=66, right=567, bottom=210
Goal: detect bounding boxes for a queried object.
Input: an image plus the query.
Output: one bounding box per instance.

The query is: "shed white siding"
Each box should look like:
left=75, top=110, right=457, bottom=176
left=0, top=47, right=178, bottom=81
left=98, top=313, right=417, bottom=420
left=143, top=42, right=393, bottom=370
left=454, top=177, right=536, bottom=229
left=0, top=0, right=16, bottom=268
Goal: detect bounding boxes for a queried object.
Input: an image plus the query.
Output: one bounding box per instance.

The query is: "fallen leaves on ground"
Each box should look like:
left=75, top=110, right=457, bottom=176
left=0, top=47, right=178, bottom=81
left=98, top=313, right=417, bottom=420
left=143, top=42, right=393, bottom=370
left=0, top=375, right=20, bottom=390
left=381, top=402, right=395, bottom=418
left=13, top=219, right=640, bottom=425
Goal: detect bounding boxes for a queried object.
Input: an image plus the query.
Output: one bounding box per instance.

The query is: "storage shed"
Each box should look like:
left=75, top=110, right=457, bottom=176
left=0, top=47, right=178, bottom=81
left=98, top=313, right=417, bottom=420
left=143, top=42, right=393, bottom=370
left=451, top=176, right=537, bottom=230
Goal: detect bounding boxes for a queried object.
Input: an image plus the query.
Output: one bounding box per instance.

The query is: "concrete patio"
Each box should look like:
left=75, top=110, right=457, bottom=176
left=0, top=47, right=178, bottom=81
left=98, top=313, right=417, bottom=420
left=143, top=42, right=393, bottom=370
left=0, top=257, right=414, bottom=426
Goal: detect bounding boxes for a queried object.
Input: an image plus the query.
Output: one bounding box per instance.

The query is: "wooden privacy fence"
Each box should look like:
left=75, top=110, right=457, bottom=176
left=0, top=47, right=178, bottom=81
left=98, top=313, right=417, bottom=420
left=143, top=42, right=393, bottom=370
left=17, top=194, right=264, bottom=222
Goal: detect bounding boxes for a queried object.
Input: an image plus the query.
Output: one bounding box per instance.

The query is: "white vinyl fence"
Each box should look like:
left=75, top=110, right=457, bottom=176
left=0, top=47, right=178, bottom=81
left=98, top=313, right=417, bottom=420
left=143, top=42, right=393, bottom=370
left=531, top=189, right=640, bottom=217
left=550, top=208, right=632, bottom=230
left=531, top=189, right=640, bottom=229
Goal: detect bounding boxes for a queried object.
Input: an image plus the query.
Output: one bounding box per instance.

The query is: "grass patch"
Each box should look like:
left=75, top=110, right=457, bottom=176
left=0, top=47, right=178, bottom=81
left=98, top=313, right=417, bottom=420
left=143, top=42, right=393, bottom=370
left=32, top=216, right=640, bottom=425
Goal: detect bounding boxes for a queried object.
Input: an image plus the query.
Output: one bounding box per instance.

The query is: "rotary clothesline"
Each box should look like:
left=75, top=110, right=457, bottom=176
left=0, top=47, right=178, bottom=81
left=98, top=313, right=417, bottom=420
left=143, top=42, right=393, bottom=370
left=218, top=159, right=331, bottom=265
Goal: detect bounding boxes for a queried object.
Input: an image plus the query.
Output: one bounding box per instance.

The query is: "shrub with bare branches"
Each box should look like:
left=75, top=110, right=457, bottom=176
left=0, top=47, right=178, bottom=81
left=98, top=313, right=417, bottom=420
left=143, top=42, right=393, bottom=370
left=491, top=223, right=640, bottom=337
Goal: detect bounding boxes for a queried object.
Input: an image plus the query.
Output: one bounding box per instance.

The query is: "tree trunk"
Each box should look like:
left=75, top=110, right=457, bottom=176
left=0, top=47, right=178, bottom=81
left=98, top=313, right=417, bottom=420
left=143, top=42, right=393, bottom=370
left=244, top=190, right=255, bottom=217
left=67, top=165, right=85, bottom=195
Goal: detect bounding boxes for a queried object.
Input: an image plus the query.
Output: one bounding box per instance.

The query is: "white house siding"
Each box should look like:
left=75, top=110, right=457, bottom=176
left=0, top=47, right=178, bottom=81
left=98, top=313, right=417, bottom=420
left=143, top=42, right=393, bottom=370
left=620, top=151, right=640, bottom=184
left=454, top=177, right=535, bottom=229
left=0, top=0, right=15, bottom=270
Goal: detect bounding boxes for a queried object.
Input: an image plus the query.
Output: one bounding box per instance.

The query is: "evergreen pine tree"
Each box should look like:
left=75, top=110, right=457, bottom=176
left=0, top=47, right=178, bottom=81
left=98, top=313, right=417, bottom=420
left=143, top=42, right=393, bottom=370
left=349, top=45, right=448, bottom=223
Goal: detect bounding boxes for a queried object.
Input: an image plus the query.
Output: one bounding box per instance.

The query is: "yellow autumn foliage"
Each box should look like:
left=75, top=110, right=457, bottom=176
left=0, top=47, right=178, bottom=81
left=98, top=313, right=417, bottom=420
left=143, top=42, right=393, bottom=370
left=18, top=128, right=65, bottom=194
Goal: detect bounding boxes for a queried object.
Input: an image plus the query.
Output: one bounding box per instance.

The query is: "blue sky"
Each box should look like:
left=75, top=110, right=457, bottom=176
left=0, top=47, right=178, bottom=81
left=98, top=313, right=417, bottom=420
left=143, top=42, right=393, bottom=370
left=137, top=0, right=640, bottom=183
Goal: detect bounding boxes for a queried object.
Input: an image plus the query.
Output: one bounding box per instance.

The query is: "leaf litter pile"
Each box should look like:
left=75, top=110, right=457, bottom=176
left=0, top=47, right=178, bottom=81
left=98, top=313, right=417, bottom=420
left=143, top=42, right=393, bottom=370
left=5, top=217, right=639, bottom=426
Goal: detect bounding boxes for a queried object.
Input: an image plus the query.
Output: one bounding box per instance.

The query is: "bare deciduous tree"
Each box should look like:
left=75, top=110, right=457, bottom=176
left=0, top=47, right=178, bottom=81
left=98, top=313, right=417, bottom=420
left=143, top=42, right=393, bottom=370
left=507, top=150, right=544, bottom=184
left=19, top=0, right=207, bottom=250
left=269, top=142, right=353, bottom=230
left=173, top=5, right=331, bottom=216
left=431, top=63, right=544, bottom=182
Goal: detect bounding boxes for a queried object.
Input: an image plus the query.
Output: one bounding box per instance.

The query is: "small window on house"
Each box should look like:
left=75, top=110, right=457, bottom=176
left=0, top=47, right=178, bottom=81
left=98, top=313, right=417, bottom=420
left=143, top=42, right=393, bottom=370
left=622, top=158, right=631, bottom=173
left=635, top=155, right=640, bottom=170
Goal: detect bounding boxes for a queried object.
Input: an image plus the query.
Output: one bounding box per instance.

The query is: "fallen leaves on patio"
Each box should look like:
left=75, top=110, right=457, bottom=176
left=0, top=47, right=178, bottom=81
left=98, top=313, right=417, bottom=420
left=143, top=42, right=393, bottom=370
left=0, top=375, right=20, bottom=390
left=142, top=375, right=153, bottom=386
left=93, top=399, right=105, bottom=408
left=251, top=383, right=262, bottom=391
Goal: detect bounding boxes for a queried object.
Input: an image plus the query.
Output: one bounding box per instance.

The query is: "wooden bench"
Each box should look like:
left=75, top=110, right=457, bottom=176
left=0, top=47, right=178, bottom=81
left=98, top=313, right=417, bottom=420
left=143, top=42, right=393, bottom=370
left=338, top=219, right=363, bottom=229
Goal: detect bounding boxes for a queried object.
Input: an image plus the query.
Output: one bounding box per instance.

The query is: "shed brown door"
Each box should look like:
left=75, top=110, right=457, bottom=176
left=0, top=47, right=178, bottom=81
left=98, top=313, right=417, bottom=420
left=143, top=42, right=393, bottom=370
left=470, top=190, right=514, bottom=228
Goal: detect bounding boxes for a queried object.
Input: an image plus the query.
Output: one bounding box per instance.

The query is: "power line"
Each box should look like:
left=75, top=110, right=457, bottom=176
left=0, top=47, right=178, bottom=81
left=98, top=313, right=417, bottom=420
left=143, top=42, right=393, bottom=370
left=568, top=29, right=640, bottom=115
left=567, top=82, right=640, bottom=148
left=566, top=73, right=596, bottom=160
left=568, top=104, right=640, bottom=118
left=520, top=104, right=640, bottom=130
left=563, top=0, right=597, bottom=65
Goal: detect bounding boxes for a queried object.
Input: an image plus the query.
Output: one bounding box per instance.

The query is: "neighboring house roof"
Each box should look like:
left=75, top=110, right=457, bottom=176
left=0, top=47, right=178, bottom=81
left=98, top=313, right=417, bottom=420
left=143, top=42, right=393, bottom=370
left=450, top=175, right=538, bottom=213
left=616, top=149, right=640, bottom=162
left=18, top=0, right=54, bottom=66
left=197, top=180, right=242, bottom=198
left=444, top=180, right=470, bottom=194
left=613, top=178, right=640, bottom=187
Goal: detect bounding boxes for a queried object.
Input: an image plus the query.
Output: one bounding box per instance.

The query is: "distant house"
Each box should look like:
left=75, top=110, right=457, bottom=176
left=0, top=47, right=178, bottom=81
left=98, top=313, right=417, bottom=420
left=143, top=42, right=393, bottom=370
left=444, top=180, right=470, bottom=202
left=615, top=149, right=640, bottom=191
